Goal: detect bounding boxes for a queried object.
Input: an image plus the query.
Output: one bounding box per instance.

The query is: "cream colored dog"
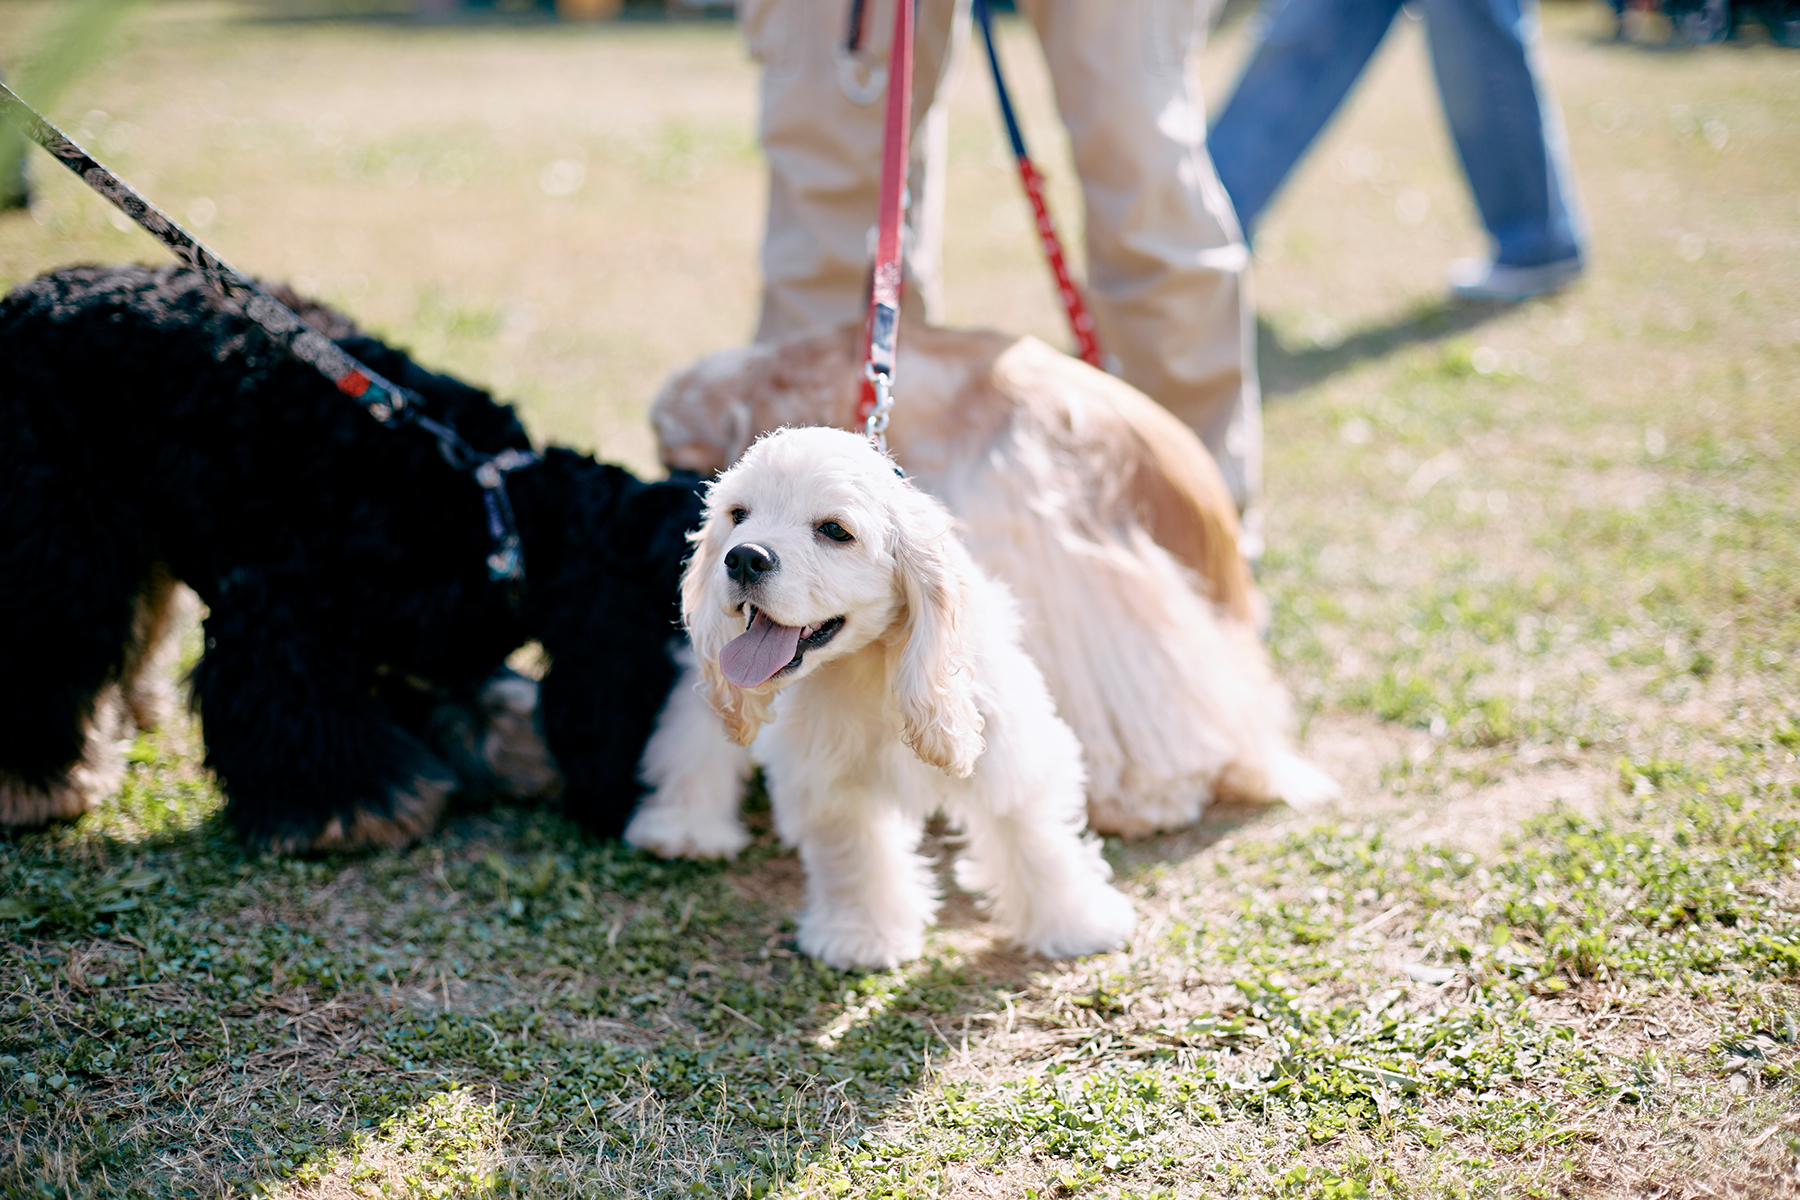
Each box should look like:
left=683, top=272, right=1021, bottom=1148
left=627, top=427, right=1134, bottom=970
left=651, top=322, right=1338, bottom=836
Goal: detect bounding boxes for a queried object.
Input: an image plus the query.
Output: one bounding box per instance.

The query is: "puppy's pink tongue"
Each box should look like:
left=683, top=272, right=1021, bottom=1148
left=720, top=611, right=804, bottom=688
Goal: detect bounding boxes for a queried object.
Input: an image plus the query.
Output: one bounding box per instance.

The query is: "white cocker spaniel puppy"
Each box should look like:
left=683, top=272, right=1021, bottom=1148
left=627, top=426, right=1134, bottom=970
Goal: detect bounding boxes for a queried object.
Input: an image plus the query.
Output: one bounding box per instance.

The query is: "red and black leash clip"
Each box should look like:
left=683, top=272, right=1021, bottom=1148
left=0, top=80, right=536, bottom=591
left=972, top=0, right=1104, bottom=370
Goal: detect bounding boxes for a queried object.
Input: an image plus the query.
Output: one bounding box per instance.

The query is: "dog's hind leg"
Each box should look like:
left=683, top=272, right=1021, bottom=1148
left=0, top=477, right=147, bottom=827
left=193, top=592, right=454, bottom=853
left=940, top=644, right=1135, bottom=960
left=953, top=804, right=1135, bottom=960
left=416, top=669, right=564, bottom=806
left=119, top=564, right=198, bottom=733
left=626, top=648, right=753, bottom=859
left=0, top=687, right=131, bottom=828
left=474, top=671, right=563, bottom=801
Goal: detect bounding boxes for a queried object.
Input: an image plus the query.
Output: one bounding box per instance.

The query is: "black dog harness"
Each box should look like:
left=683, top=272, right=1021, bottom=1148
left=0, top=82, right=538, bottom=595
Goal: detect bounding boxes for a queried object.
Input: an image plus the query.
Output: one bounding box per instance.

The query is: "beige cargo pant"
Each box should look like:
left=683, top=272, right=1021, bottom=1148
left=741, top=0, right=1261, bottom=511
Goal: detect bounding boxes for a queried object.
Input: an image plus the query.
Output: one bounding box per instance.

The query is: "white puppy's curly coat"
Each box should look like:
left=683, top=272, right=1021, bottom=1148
left=627, top=427, right=1134, bottom=970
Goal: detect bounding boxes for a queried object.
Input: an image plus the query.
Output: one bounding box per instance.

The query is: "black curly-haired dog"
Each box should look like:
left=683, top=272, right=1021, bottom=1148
left=0, top=263, right=700, bottom=852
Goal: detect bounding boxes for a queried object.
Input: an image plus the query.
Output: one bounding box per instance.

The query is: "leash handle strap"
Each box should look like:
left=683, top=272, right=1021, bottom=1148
left=857, top=0, right=914, bottom=451
left=972, top=0, right=1104, bottom=370
left=0, top=81, right=535, bottom=586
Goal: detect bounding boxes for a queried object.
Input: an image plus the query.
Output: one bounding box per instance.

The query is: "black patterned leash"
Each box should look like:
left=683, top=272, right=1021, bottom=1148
left=0, top=80, right=537, bottom=592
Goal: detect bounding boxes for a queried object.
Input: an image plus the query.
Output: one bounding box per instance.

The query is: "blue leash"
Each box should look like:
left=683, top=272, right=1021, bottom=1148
left=970, top=0, right=1104, bottom=368
left=964, top=0, right=1101, bottom=370
left=972, top=0, right=1029, bottom=160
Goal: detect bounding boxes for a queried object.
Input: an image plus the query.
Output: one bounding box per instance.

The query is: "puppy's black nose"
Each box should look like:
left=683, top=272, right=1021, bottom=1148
left=724, top=543, right=778, bottom=586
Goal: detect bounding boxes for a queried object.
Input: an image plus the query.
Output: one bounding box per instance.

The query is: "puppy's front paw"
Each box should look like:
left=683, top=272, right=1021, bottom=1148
left=624, top=801, right=750, bottom=860
left=1015, top=883, right=1136, bottom=960
left=796, top=912, right=925, bottom=970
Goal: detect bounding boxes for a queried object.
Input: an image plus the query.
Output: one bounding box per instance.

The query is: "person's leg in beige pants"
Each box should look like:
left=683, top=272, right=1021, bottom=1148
left=744, top=0, right=1260, bottom=512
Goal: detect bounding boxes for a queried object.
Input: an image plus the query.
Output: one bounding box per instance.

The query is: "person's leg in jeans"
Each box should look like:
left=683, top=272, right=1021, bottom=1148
left=1022, top=0, right=1262, bottom=513
left=1211, top=0, right=1585, bottom=297
left=1420, top=0, right=1586, bottom=271
left=1207, top=0, right=1402, bottom=240
left=747, top=0, right=967, bottom=342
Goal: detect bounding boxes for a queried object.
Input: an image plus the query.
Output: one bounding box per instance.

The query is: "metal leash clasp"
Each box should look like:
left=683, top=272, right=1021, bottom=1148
left=474, top=448, right=539, bottom=586
left=863, top=362, right=894, bottom=455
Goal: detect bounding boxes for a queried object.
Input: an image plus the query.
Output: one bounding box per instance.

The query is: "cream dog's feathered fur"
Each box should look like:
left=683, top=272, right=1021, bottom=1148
left=628, top=427, right=1134, bottom=970
left=651, top=322, right=1338, bottom=836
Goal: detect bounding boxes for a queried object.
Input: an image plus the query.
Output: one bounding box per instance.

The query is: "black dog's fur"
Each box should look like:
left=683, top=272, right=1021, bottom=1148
left=0, top=264, right=699, bottom=851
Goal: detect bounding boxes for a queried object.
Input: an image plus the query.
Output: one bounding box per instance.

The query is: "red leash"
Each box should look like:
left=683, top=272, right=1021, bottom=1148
left=973, top=0, right=1103, bottom=369
left=856, top=0, right=915, bottom=452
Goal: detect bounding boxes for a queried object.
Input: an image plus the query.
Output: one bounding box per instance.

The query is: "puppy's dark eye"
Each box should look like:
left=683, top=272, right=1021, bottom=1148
left=729, top=506, right=749, bottom=525
left=816, top=521, right=854, bottom=544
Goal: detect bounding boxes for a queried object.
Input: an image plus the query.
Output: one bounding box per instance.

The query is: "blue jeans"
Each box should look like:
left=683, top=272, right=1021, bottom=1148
left=1209, top=0, right=1585, bottom=269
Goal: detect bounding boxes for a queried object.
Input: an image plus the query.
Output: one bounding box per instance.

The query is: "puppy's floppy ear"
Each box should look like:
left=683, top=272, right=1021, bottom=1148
left=887, top=488, right=985, bottom=777
left=680, top=510, right=774, bottom=746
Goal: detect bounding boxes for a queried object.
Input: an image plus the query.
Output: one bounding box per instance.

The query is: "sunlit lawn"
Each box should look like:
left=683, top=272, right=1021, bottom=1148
left=1, top=2, right=1798, bottom=1196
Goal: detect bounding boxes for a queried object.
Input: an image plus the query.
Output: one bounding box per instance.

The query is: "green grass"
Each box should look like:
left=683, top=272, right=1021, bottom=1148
left=777, top=746, right=1800, bottom=1197
left=3, top=1, right=1799, bottom=1196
